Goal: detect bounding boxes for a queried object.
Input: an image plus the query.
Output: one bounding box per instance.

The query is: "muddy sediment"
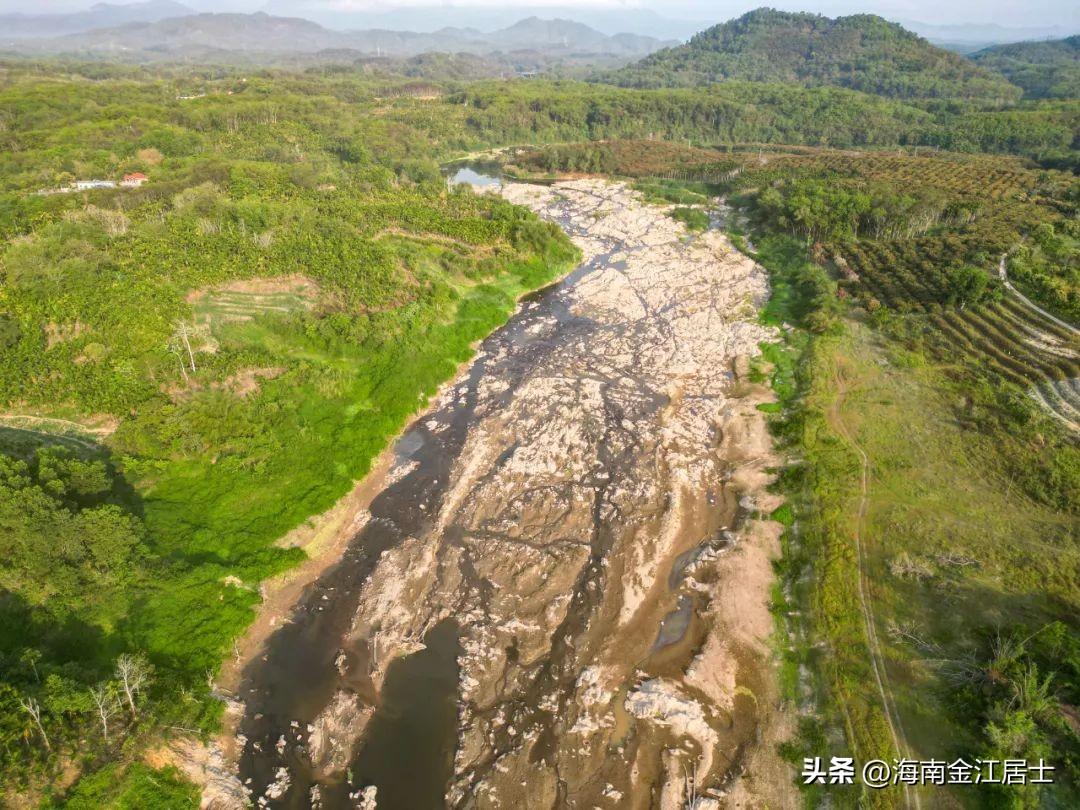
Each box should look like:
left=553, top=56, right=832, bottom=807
left=232, top=180, right=793, bottom=809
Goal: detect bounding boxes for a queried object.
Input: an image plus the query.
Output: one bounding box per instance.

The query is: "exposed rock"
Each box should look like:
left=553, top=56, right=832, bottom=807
left=238, top=181, right=794, bottom=807
left=307, top=690, right=372, bottom=778
left=148, top=736, right=249, bottom=810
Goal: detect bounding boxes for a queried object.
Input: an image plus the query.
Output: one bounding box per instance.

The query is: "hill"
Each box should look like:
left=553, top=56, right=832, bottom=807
left=491, top=16, right=621, bottom=52
left=971, top=36, right=1080, bottom=99
left=597, top=8, right=1022, bottom=101
left=35, top=12, right=348, bottom=55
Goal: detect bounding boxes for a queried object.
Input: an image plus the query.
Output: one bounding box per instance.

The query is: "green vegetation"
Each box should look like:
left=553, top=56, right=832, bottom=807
left=0, top=66, right=577, bottom=802
left=0, top=47, right=1076, bottom=807
left=741, top=222, right=1080, bottom=807
left=1007, top=221, right=1080, bottom=322
left=445, top=80, right=1078, bottom=163
left=632, top=178, right=714, bottom=206
left=598, top=8, right=1022, bottom=101
left=725, top=156, right=1079, bottom=806
left=753, top=236, right=900, bottom=808
left=510, top=140, right=736, bottom=182
left=513, top=139, right=1077, bottom=327
left=3, top=62, right=1077, bottom=168
left=731, top=147, right=1080, bottom=428
left=971, top=36, right=1080, bottom=100
left=50, top=763, right=198, bottom=809
left=668, top=206, right=709, bottom=232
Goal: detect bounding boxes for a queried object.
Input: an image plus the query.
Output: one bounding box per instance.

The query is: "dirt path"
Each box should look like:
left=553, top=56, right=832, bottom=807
left=827, top=360, right=919, bottom=810
left=998, top=254, right=1078, bottom=337
left=0, top=414, right=116, bottom=449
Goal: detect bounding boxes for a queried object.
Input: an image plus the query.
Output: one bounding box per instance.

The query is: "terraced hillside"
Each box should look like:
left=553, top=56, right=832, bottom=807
left=743, top=147, right=1042, bottom=199
left=732, top=148, right=1080, bottom=430
left=837, top=242, right=1080, bottom=428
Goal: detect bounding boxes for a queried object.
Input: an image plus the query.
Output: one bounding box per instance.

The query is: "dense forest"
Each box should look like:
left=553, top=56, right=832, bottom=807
left=437, top=80, right=1079, bottom=166
left=971, top=36, right=1080, bottom=100
left=596, top=9, right=1022, bottom=101
left=4, top=62, right=1077, bottom=165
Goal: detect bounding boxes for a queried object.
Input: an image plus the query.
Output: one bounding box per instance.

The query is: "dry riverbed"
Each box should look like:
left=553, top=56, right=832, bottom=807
left=201, top=180, right=794, bottom=808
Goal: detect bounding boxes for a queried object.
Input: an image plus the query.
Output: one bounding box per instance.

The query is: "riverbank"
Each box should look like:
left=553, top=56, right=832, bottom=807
left=220, top=179, right=795, bottom=808
left=142, top=209, right=582, bottom=809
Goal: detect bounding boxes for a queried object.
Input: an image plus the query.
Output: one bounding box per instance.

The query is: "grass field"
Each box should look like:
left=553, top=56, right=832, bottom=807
left=751, top=233, right=1080, bottom=808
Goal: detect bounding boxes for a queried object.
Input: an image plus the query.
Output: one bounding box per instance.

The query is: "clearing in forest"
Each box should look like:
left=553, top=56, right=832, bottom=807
left=188, top=275, right=320, bottom=330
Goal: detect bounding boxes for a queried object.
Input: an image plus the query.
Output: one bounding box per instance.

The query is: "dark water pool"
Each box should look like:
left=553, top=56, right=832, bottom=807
left=444, top=162, right=502, bottom=187
left=349, top=620, right=462, bottom=808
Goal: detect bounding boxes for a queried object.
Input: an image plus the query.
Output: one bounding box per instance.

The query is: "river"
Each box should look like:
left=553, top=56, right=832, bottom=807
left=236, top=179, right=790, bottom=809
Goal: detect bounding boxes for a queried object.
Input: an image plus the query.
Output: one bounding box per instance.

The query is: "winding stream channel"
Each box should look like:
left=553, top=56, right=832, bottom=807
left=237, top=179, right=789, bottom=809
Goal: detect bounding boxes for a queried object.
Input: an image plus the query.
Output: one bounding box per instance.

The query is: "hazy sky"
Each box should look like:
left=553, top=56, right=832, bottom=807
left=4, top=0, right=1076, bottom=30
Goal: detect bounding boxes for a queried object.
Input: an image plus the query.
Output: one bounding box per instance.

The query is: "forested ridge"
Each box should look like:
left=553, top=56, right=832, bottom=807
left=596, top=8, right=1022, bottom=101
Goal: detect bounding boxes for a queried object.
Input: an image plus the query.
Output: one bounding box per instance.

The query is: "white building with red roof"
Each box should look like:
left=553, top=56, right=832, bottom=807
left=120, top=172, right=148, bottom=188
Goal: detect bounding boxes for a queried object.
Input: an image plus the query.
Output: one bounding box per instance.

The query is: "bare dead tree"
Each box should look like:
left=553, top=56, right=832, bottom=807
left=18, top=696, right=50, bottom=751
left=886, top=620, right=942, bottom=655
left=171, top=320, right=197, bottom=373
left=115, top=653, right=153, bottom=720
left=19, top=648, right=41, bottom=683
left=930, top=628, right=1046, bottom=688
left=682, top=757, right=702, bottom=809
left=888, top=551, right=935, bottom=581
left=935, top=551, right=979, bottom=568
left=167, top=339, right=190, bottom=385
left=89, top=683, right=121, bottom=741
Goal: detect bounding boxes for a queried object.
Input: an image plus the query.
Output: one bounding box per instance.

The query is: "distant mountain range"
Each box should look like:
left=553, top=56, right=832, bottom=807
left=0, top=0, right=192, bottom=39
left=263, top=3, right=1077, bottom=47
left=596, top=9, right=1022, bottom=101
left=258, top=2, right=709, bottom=41
left=899, top=20, right=1077, bottom=54
left=1, top=11, right=674, bottom=64
left=2, top=1, right=1075, bottom=52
